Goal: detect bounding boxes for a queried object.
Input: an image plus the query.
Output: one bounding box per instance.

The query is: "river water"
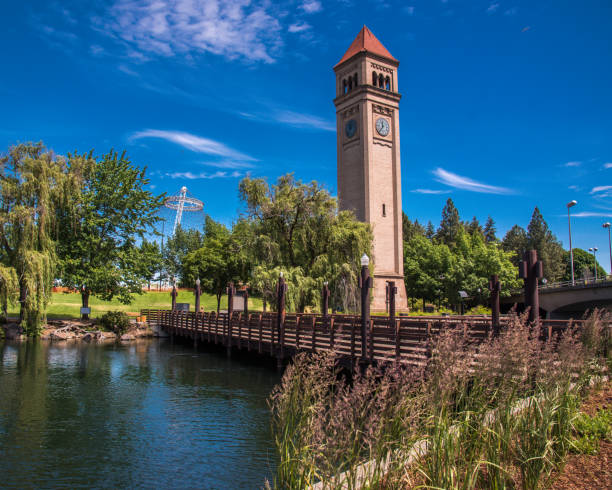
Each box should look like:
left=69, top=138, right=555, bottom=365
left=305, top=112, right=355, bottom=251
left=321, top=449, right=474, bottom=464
left=0, top=339, right=281, bottom=489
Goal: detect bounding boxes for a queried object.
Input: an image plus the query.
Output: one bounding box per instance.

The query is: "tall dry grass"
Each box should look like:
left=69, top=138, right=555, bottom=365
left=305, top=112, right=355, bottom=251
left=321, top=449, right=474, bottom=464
left=269, top=310, right=611, bottom=489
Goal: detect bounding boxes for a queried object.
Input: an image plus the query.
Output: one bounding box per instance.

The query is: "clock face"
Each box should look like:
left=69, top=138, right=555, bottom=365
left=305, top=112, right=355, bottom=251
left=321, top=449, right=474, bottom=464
left=375, top=117, right=390, bottom=137
left=345, top=119, right=357, bottom=138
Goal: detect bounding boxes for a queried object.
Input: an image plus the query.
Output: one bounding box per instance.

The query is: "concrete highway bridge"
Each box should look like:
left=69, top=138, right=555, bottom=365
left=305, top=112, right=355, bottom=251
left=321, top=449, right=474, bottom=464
left=501, top=277, right=612, bottom=319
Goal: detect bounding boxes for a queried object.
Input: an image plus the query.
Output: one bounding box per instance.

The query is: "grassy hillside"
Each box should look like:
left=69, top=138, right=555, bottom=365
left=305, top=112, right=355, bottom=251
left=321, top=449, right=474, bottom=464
left=7, top=290, right=263, bottom=320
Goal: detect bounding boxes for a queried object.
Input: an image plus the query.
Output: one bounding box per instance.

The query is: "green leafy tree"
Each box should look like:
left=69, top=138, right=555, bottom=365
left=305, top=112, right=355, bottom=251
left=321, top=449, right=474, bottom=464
left=502, top=224, right=528, bottom=267
left=526, top=207, right=565, bottom=282
left=139, top=239, right=162, bottom=290
left=162, top=225, right=204, bottom=285
left=563, top=248, right=606, bottom=282
left=404, top=235, right=453, bottom=309
left=182, top=216, right=247, bottom=312
left=0, top=143, right=65, bottom=334
left=57, top=150, right=164, bottom=316
left=436, top=198, right=461, bottom=246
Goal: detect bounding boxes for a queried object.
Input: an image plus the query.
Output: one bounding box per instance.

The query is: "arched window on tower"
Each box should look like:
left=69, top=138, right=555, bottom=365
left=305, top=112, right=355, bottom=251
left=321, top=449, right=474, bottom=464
left=353, top=73, right=358, bottom=87
left=385, top=76, right=391, bottom=91
left=372, top=71, right=377, bottom=86
left=343, top=79, right=348, bottom=94
left=348, top=76, right=353, bottom=92
left=379, top=73, right=384, bottom=88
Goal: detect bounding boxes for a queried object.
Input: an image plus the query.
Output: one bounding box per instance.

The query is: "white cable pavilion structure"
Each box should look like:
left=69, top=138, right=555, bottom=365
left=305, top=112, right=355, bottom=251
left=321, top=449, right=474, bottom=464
left=163, top=186, right=204, bottom=235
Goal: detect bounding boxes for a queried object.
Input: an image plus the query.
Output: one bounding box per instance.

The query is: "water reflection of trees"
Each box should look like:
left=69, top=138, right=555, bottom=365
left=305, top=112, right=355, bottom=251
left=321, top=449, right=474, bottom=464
left=0, top=339, right=279, bottom=487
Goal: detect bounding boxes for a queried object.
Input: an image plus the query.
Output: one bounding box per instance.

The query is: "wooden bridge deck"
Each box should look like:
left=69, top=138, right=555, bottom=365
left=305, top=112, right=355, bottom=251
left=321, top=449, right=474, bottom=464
left=142, top=309, right=581, bottom=366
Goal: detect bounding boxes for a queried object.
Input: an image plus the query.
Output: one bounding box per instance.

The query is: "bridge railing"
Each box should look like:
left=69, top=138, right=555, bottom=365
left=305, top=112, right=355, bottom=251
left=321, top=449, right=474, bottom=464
left=141, top=309, right=585, bottom=366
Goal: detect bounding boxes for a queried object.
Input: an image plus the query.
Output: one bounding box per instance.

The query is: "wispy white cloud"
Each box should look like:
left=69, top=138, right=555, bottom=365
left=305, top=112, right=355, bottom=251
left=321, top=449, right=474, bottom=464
left=433, top=168, right=514, bottom=194
left=504, top=7, right=517, bottom=15
left=131, top=129, right=256, bottom=161
left=117, top=64, right=139, bottom=76
left=590, top=185, right=612, bottom=199
left=570, top=211, right=612, bottom=218
left=564, top=161, right=582, bottom=167
left=300, top=0, right=322, bottom=14
left=199, top=160, right=254, bottom=169
left=404, top=6, right=415, bottom=15
left=604, top=163, right=612, bottom=169
left=90, top=44, right=105, bottom=56
left=273, top=110, right=335, bottom=132
left=166, top=170, right=242, bottom=179
left=411, top=188, right=448, bottom=194
left=487, top=3, right=499, bottom=13
left=568, top=185, right=581, bottom=191
left=288, top=22, right=311, bottom=33
left=95, top=0, right=283, bottom=64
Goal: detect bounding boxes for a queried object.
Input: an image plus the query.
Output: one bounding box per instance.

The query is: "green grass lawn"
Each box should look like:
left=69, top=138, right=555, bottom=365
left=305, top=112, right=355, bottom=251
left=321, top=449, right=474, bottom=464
left=7, top=290, right=263, bottom=320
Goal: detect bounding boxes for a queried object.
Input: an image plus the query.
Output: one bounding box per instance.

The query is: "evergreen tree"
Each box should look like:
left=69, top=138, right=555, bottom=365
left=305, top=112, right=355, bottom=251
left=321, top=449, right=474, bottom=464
left=425, top=221, right=436, bottom=240
left=436, top=198, right=461, bottom=246
left=526, top=207, right=565, bottom=282
left=402, top=212, right=425, bottom=242
left=484, top=216, right=497, bottom=243
left=502, top=225, right=528, bottom=267
left=465, top=216, right=483, bottom=237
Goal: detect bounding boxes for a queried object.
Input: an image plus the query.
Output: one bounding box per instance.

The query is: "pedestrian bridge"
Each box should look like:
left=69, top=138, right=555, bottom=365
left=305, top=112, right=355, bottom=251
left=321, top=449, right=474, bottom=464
left=501, top=277, right=612, bottom=319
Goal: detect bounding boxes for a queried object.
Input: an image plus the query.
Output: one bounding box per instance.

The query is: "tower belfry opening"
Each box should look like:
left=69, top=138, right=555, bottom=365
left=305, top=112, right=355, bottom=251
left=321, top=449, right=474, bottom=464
left=334, top=26, right=408, bottom=311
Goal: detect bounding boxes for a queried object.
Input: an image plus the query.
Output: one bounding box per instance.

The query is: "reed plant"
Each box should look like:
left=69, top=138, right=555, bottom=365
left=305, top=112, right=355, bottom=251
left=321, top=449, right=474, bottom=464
left=269, top=310, right=611, bottom=489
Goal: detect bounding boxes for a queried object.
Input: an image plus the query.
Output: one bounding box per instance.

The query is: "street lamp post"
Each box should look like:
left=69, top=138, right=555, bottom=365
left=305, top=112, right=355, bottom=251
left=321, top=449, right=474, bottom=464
left=588, top=247, right=599, bottom=280
left=604, top=223, right=611, bottom=277
left=194, top=278, right=201, bottom=312
left=567, top=200, right=577, bottom=285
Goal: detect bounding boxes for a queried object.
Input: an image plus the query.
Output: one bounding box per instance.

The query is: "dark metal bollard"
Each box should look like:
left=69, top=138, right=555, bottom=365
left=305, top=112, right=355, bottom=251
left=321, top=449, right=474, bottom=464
left=359, top=254, right=372, bottom=361
left=489, top=274, right=501, bottom=336
left=276, top=273, right=287, bottom=369
left=387, top=281, right=397, bottom=325
left=227, top=282, right=235, bottom=356
left=171, top=284, right=178, bottom=311
left=321, top=281, right=330, bottom=317
left=519, top=250, right=543, bottom=324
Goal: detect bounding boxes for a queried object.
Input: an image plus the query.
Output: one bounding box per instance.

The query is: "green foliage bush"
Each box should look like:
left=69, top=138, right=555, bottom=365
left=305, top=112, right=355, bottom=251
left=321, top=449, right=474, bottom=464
left=99, top=311, right=130, bottom=336
left=571, top=408, right=612, bottom=454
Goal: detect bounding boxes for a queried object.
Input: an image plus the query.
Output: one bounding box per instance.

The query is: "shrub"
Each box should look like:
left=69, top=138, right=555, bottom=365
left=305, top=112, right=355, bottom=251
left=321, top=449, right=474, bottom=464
left=99, top=311, right=130, bottom=336
left=571, top=409, right=612, bottom=454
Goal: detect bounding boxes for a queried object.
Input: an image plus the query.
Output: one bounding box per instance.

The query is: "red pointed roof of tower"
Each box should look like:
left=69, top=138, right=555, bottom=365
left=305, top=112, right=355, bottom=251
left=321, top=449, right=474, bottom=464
left=335, top=26, right=398, bottom=68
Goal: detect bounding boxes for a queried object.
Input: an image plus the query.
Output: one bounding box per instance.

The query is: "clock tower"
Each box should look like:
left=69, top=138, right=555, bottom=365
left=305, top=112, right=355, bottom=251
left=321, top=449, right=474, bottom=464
left=334, top=26, right=407, bottom=311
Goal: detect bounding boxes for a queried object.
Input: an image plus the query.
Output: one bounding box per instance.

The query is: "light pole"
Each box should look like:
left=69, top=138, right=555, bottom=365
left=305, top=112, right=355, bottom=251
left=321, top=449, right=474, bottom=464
left=567, top=200, right=577, bottom=285
left=588, top=247, right=599, bottom=280
left=604, top=223, right=611, bottom=277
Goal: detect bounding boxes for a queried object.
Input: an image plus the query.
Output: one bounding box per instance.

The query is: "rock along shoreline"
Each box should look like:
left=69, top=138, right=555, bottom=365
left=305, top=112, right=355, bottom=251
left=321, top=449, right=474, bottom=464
left=1, top=319, right=168, bottom=342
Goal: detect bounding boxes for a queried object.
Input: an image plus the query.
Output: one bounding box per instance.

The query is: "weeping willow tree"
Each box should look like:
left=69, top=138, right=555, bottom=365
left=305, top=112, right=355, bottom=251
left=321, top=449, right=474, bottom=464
left=240, top=174, right=372, bottom=313
left=0, top=264, right=18, bottom=321
left=0, top=143, right=65, bottom=334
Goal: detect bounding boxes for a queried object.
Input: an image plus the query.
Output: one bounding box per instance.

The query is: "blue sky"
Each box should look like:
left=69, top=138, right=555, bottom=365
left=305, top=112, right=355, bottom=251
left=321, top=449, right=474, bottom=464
left=2, top=0, right=611, bottom=272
